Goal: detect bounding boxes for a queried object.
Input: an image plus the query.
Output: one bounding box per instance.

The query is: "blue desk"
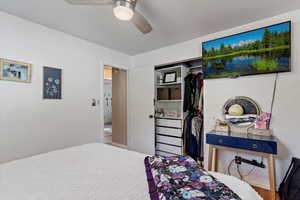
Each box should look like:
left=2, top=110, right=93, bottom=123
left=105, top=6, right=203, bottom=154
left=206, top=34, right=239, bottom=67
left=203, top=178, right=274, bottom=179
left=206, top=132, right=278, bottom=200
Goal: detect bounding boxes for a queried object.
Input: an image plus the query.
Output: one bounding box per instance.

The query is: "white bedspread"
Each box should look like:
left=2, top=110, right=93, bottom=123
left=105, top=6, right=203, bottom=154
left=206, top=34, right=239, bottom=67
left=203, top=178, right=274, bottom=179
left=0, top=143, right=262, bottom=200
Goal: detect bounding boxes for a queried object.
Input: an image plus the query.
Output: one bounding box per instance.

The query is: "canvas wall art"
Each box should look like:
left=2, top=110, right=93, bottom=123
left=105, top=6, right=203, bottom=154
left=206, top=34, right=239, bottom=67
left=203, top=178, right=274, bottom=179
left=43, top=67, right=62, bottom=99
left=202, top=21, right=291, bottom=79
left=0, top=59, right=32, bottom=83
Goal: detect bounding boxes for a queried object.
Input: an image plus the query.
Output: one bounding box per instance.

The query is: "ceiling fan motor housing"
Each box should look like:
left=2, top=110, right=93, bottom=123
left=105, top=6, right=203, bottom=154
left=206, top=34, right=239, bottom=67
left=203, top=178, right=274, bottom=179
left=115, top=0, right=137, bottom=10
left=65, top=0, right=152, bottom=34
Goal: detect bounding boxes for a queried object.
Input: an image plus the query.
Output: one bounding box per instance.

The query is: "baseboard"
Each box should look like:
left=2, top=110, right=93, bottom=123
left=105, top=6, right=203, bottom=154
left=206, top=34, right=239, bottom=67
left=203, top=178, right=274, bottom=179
left=247, top=179, right=270, bottom=190
left=111, top=142, right=128, bottom=149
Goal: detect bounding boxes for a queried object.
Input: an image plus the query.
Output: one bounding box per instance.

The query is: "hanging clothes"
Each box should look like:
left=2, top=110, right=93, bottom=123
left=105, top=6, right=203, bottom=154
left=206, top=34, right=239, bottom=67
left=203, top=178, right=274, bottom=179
left=183, top=71, right=204, bottom=162
left=183, top=113, right=197, bottom=159
left=193, top=73, right=203, bottom=111
left=184, top=73, right=203, bottom=112
left=183, top=74, right=195, bottom=112
left=183, top=113, right=203, bottom=161
left=192, top=116, right=202, bottom=137
left=198, top=86, right=204, bottom=113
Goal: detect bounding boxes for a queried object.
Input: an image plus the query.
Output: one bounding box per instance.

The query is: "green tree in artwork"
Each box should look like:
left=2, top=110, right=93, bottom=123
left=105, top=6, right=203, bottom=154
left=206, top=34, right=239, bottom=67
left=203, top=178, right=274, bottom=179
left=220, top=43, right=225, bottom=51
left=203, top=24, right=290, bottom=61
left=262, top=29, right=272, bottom=48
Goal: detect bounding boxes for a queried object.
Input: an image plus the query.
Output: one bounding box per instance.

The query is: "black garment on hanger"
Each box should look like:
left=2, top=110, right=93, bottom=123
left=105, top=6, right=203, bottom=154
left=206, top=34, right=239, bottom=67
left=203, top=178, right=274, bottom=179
left=184, top=73, right=203, bottom=112
left=183, top=74, right=196, bottom=112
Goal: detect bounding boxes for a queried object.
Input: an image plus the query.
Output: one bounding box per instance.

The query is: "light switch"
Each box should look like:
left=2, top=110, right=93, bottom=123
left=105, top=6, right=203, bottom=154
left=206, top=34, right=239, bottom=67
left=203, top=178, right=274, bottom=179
left=92, top=99, right=96, bottom=107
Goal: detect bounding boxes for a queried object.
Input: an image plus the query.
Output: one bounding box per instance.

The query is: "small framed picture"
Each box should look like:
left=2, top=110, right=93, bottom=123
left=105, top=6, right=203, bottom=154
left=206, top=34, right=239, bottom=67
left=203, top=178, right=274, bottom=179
left=164, top=72, right=177, bottom=83
left=43, top=67, right=62, bottom=99
left=0, top=59, right=32, bottom=83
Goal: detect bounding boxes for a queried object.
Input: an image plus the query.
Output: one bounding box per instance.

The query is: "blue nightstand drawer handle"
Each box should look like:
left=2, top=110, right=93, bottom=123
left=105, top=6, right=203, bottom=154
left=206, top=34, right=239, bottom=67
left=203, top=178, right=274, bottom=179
left=218, top=139, right=223, bottom=144
left=252, top=144, right=258, bottom=149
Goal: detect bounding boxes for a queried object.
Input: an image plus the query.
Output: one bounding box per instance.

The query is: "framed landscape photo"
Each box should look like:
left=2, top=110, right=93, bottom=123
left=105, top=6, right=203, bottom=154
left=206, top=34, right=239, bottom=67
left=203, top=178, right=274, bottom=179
left=0, top=59, right=32, bottom=83
left=202, top=21, right=291, bottom=79
left=43, top=67, right=62, bottom=99
left=164, top=72, right=177, bottom=83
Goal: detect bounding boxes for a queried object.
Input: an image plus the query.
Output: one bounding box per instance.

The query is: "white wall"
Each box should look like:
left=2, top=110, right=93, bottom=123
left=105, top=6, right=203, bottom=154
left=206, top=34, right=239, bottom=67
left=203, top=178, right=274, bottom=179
left=0, top=12, right=131, bottom=164
left=130, top=9, right=300, bottom=189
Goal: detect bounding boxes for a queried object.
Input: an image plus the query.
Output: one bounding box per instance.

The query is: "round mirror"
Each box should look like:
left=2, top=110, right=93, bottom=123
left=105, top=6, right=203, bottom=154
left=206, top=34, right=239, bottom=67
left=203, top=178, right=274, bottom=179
left=223, top=96, right=261, bottom=128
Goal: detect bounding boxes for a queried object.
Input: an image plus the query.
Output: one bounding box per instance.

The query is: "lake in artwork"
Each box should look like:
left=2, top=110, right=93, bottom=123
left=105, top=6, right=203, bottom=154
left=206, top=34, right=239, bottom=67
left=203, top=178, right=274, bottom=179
left=202, top=22, right=291, bottom=79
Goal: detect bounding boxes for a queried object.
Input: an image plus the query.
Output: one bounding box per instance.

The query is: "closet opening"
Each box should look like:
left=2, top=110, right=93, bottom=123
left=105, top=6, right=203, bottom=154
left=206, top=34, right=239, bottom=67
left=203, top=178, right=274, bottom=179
left=103, top=65, right=127, bottom=148
left=154, top=58, right=204, bottom=165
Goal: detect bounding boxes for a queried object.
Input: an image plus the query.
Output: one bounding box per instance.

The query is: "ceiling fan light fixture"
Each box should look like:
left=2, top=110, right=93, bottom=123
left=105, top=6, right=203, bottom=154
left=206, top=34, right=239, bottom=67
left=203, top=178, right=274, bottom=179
left=113, top=0, right=135, bottom=21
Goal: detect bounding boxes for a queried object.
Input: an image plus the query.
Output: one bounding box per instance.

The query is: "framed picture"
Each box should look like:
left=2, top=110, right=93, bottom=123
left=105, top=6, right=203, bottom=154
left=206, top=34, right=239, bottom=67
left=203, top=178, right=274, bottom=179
left=164, top=72, right=177, bottom=83
left=202, top=21, right=291, bottom=79
left=43, top=67, right=62, bottom=99
left=0, top=59, right=32, bottom=83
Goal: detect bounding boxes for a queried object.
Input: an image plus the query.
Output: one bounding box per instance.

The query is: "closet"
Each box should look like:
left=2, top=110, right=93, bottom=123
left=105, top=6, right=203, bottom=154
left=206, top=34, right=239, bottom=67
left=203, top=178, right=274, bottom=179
left=154, top=58, right=204, bottom=162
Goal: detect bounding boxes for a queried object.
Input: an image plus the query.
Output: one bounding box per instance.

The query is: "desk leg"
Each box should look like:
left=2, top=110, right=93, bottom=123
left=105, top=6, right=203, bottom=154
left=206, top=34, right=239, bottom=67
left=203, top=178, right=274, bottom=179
left=268, top=154, right=276, bottom=200
left=208, top=144, right=213, bottom=171
left=212, top=147, right=218, bottom=172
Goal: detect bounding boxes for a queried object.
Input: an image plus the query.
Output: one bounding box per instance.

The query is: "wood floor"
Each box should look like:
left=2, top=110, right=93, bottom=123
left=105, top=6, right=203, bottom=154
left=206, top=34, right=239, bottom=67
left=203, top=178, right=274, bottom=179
left=253, top=186, right=280, bottom=200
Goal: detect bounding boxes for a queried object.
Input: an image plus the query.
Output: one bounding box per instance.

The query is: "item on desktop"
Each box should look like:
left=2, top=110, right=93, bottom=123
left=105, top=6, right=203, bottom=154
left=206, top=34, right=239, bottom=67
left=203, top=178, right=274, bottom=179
left=255, top=112, right=271, bottom=130
left=247, top=126, right=272, bottom=137
left=223, top=96, right=261, bottom=128
left=214, top=119, right=230, bottom=134
left=228, top=104, right=244, bottom=116
left=227, top=115, right=257, bottom=125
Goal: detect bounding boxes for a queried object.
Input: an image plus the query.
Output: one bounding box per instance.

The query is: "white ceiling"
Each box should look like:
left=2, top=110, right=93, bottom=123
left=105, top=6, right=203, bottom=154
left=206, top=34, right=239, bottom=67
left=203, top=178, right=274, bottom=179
left=0, top=0, right=300, bottom=55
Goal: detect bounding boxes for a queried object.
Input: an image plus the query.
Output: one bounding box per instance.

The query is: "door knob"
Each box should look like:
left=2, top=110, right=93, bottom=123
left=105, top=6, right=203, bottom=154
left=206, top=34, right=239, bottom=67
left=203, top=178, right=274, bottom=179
left=149, top=115, right=154, bottom=119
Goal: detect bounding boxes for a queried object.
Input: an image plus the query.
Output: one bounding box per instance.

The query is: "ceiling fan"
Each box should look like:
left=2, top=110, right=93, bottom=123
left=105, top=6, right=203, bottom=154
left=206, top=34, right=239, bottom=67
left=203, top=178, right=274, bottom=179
left=64, top=0, right=153, bottom=34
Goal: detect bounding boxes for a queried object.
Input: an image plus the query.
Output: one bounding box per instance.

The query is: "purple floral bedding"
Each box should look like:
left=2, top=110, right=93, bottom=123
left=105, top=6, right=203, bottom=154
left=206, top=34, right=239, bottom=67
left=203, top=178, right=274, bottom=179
left=144, top=155, right=241, bottom=200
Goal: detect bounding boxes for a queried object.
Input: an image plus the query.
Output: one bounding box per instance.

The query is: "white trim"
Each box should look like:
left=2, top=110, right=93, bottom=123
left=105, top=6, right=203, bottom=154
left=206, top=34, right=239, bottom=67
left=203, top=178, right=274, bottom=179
left=244, top=174, right=280, bottom=191
left=100, top=62, right=129, bottom=147
left=111, top=142, right=128, bottom=149
left=99, top=61, right=105, bottom=143
left=246, top=179, right=270, bottom=190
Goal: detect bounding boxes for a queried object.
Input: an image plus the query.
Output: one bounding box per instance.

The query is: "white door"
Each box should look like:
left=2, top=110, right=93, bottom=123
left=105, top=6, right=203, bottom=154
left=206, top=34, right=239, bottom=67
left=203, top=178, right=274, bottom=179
left=128, top=66, right=155, bottom=155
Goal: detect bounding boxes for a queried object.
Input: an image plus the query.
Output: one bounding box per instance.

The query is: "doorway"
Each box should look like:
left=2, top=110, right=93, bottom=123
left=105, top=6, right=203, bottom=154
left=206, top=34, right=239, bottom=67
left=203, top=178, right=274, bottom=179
left=103, top=65, right=127, bottom=148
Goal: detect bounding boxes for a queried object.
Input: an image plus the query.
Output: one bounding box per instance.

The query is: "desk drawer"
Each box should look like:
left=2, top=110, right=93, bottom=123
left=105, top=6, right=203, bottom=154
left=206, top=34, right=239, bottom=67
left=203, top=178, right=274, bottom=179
left=206, top=134, right=277, bottom=154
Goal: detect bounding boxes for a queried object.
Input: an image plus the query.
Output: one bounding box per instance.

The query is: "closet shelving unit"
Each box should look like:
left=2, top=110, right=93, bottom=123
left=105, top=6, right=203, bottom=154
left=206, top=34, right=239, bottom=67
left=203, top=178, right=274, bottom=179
left=154, top=58, right=202, bottom=157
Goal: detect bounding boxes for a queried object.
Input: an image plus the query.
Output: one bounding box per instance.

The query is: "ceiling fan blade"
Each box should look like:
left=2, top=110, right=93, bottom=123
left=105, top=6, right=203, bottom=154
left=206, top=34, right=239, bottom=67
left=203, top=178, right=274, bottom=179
left=65, top=0, right=113, bottom=5
left=131, top=11, right=153, bottom=34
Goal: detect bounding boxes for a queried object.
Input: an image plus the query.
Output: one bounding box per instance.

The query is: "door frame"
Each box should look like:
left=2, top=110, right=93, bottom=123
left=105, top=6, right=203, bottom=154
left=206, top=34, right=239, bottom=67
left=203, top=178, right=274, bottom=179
left=100, top=62, right=129, bottom=147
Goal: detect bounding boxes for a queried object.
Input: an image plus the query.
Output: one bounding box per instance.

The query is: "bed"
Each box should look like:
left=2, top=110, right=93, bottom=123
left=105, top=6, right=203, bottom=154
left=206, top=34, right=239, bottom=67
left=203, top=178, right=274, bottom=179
left=0, top=143, right=262, bottom=200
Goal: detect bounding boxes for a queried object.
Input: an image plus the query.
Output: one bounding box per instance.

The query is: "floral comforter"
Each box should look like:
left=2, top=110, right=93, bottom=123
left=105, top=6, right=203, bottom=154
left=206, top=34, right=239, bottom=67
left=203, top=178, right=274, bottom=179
left=144, top=156, right=241, bottom=200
